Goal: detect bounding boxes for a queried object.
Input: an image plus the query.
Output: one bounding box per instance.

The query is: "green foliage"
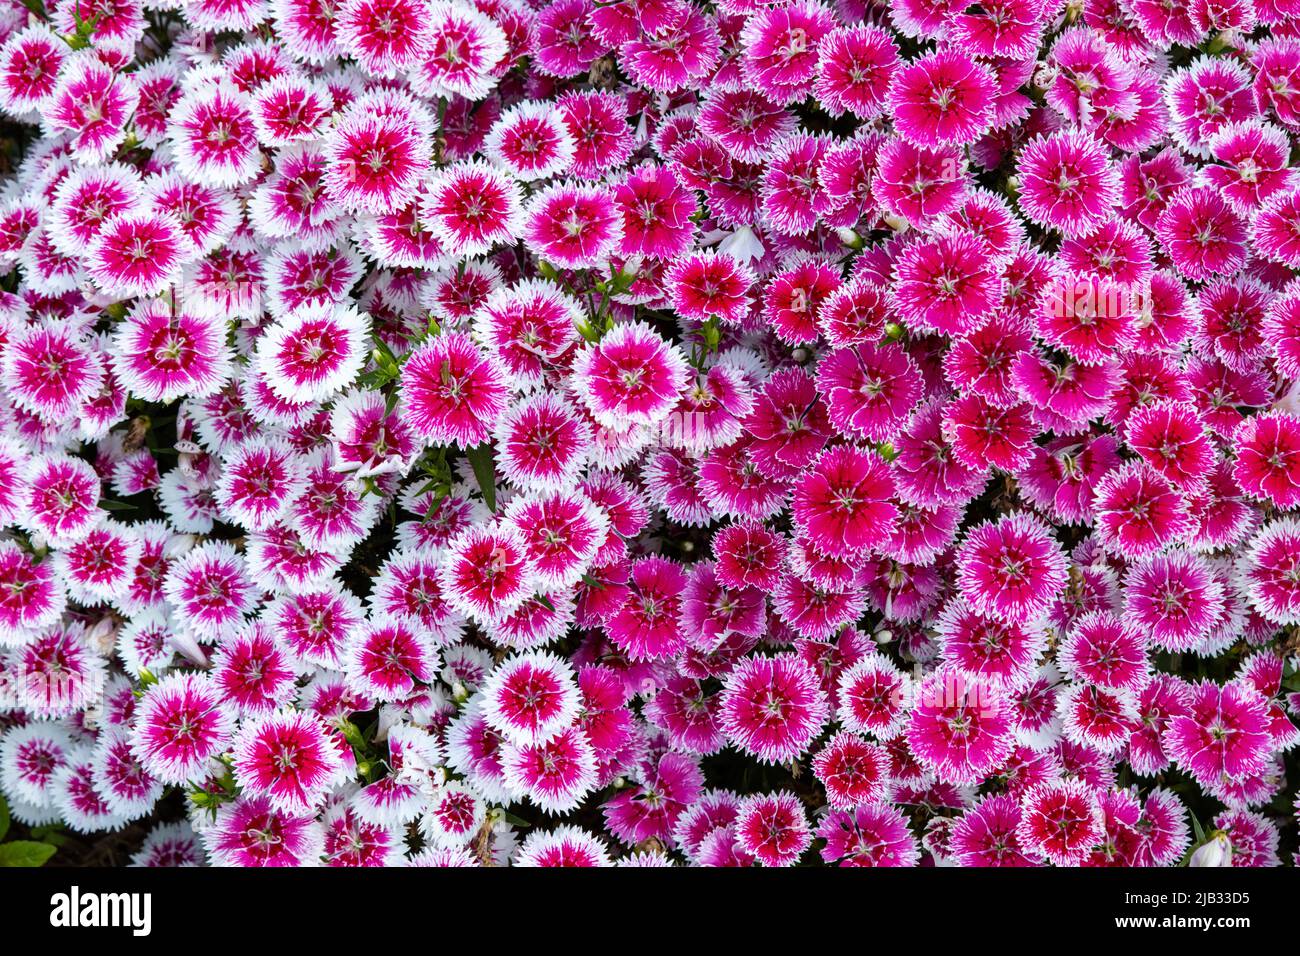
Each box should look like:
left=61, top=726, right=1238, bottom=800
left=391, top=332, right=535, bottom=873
left=0, top=840, right=57, bottom=867
left=466, top=443, right=497, bottom=513
left=0, top=800, right=59, bottom=866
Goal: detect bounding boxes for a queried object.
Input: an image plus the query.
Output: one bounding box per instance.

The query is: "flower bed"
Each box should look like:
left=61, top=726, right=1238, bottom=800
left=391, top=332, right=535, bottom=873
left=0, top=0, right=1296, bottom=868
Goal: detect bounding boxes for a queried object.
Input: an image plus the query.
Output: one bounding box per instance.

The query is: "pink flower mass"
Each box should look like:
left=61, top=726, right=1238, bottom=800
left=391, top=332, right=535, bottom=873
left=0, top=0, right=1298, bottom=877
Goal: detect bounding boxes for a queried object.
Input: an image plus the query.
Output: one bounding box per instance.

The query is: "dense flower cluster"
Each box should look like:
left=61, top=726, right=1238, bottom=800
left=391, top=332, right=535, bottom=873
left=0, top=0, right=1298, bottom=869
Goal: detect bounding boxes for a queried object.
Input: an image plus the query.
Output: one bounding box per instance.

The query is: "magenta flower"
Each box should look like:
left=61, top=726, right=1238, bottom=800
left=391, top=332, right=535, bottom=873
left=817, top=342, right=922, bottom=442
left=818, top=803, right=920, bottom=867
left=214, top=438, right=306, bottom=530
left=523, top=182, right=622, bottom=270
left=211, top=624, right=298, bottom=716
left=502, top=726, right=597, bottom=813
left=344, top=618, right=440, bottom=702
left=812, top=731, right=890, bottom=809
left=473, top=280, right=581, bottom=389
left=255, top=303, right=369, bottom=405
left=1165, top=57, right=1255, bottom=154
left=950, top=793, right=1036, bottom=867
left=514, top=825, right=610, bottom=867
left=735, top=791, right=810, bottom=867
left=1036, top=274, right=1137, bottom=366
left=1017, top=129, right=1119, bottom=237
left=232, top=710, right=346, bottom=813
left=739, top=0, right=834, bottom=104
left=943, top=393, right=1037, bottom=473
left=131, top=673, right=234, bottom=785
left=400, top=331, right=508, bottom=447
left=1058, top=682, right=1140, bottom=754
left=323, top=93, right=432, bottom=214
left=2, top=324, right=103, bottom=425
left=697, top=86, right=797, bottom=163
left=889, top=47, right=996, bottom=149
left=764, top=260, right=840, bottom=344
left=603, top=751, right=702, bottom=845
left=1241, top=519, right=1300, bottom=626
left=667, top=251, right=754, bottom=325
left=481, top=650, right=580, bottom=747
left=1016, top=780, right=1103, bottom=866
left=49, top=163, right=142, bottom=257
left=53, top=520, right=140, bottom=606
left=1207, top=120, right=1294, bottom=214
left=494, top=395, right=590, bottom=493
left=16, top=627, right=106, bottom=719
left=486, top=101, right=575, bottom=182
left=0, top=723, right=75, bottom=810
left=422, top=159, right=523, bottom=256
left=169, top=80, right=259, bottom=188
left=815, top=25, right=898, bottom=119
left=335, top=0, right=431, bottom=77
left=46, top=53, right=138, bottom=163
left=113, top=303, right=232, bottom=403
left=792, top=444, right=897, bottom=559
left=1156, top=186, right=1248, bottom=281
left=955, top=0, right=1043, bottom=57
left=437, top=523, right=535, bottom=625
left=532, top=0, right=606, bottom=79
left=720, top=653, right=829, bottom=764
left=1126, top=400, right=1214, bottom=491
left=906, top=671, right=1014, bottom=785
left=1165, top=680, right=1274, bottom=786
left=0, top=27, right=67, bottom=114
left=21, top=454, right=102, bottom=546
left=413, top=1, right=507, bottom=99
left=956, top=513, right=1067, bottom=625
left=1125, top=550, right=1225, bottom=651
left=1093, top=461, right=1194, bottom=559
left=561, top=91, right=636, bottom=180
left=0, top=542, right=64, bottom=640
left=572, top=321, right=688, bottom=429
left=86, top=211, right=189, bottom=299
left=936, top=598, right=1046, bottom=691
left=892, top=231, right=1000, bottom=335
left=442, top=703, right=508, bottom=807
left=205, top=795, right=323, bottom=867
left=619, top=4, right=719, bottom=93
left=604, top=555, right=688, bottom=660
left=643, top=675, right=726, bottom=755
left=745, top=367, right=831, bottom=478
left=1233, top=411, right=1300, bottom=509
left=163, top=541, right=256, bottom=642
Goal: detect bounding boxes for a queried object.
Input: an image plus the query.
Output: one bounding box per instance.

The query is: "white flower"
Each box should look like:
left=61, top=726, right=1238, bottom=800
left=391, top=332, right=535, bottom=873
left=1189, top=832, right=1233, bottom=867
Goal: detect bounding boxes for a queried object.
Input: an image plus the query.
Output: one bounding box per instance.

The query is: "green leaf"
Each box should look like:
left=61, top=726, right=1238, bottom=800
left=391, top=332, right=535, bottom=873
left=0, top=796, right=9, bottom=842
left=29, top=825, right=67, bottom=847
left=701, top=316, right=721, bottom=353
left=466, top=443, right=497, bottom=513
left=373, top=335, right=398, bottom=364
left=338, top=719, right=367, bottom=752
left=0, top=840, right=57, bottom=867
